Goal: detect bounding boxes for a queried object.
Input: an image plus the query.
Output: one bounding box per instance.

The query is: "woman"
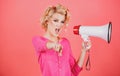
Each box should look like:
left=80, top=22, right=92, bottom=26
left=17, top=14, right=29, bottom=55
left=32, top=4, right=91, bottom=76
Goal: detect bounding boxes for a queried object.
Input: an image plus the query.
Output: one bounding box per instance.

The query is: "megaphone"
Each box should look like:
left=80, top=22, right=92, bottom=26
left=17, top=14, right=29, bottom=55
left=73, top=22, right=112, bottom=43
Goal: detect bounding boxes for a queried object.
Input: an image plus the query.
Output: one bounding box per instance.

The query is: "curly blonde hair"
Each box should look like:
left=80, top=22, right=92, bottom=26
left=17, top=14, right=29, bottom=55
left=40, top=4, right=70, bottom=30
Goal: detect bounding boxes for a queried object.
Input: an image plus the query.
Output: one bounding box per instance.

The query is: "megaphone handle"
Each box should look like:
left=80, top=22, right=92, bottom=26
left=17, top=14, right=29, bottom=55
left=86, top=50, right=91, bottom=71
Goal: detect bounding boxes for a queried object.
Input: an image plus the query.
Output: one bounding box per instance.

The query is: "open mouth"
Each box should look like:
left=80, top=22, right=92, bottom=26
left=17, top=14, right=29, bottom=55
left=55, top=28, right=60, bottom=34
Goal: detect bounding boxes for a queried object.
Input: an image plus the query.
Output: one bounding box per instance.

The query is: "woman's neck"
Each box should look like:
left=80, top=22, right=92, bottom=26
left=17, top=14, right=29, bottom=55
left=44, top=32, right=59, bottom=43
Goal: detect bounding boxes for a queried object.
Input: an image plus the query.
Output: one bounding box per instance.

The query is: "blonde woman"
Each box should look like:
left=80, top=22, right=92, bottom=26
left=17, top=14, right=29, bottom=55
left=32, top=4, right=91, bottom=76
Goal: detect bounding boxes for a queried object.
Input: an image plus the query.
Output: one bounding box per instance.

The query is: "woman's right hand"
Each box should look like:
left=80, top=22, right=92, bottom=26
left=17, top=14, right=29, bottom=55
left=46, top=41, right=62, bottom=52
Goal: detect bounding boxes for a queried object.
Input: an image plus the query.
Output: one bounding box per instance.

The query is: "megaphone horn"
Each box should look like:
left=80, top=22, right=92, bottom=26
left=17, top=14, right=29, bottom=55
left=73, top=22, right=112, bottom=43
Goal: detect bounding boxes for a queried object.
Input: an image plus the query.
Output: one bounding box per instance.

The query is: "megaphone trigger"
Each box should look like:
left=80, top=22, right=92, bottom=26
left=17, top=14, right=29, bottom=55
left=81, top=35, right=90, bottom=42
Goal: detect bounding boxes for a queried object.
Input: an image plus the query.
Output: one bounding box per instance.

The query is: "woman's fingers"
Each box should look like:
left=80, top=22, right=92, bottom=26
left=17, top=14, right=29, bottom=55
left=86, top=40, right=92, bottom=49
left=54, top=43, right=62, bottom=52
left=82, top=40, right=92, bottom=50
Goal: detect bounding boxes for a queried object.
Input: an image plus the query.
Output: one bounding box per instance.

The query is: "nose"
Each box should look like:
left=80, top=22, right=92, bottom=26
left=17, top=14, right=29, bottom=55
left=56, top=22, right=63, bottom=27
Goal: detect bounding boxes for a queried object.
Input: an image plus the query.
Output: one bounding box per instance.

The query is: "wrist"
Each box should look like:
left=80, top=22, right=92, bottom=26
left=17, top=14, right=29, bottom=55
left=81, top=49, right=87, bottom=53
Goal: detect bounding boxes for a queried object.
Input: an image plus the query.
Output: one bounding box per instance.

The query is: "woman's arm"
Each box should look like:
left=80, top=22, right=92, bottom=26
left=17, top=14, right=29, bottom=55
left=77, top=41, right=91, bottom=67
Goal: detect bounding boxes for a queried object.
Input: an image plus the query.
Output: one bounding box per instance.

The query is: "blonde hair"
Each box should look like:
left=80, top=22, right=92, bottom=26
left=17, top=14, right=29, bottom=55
left=40, top=4, right=70, bottom=30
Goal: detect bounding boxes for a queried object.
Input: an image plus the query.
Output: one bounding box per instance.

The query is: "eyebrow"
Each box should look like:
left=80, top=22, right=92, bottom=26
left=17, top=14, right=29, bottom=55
left=52, top=17, right=58, bottom=20
left=52, top=17, right=65, bottom=21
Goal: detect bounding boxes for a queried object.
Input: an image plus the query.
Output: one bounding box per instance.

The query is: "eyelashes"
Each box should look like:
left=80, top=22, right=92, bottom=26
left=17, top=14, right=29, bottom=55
left=53, top=19, right=64, bottom=23
left=61, top=21, right=65, bottom=23
left=53, top=19, right=58, bottom=22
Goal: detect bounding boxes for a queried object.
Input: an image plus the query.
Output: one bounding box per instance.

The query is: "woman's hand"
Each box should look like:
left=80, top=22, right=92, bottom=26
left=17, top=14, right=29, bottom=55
left=46, top=41, right=62, bottom=53
left=82, top=40, right=92, bottom=52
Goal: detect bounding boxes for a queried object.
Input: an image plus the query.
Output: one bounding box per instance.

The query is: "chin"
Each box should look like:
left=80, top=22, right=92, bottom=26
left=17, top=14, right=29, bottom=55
left=53, top=34, right=59, bottom=37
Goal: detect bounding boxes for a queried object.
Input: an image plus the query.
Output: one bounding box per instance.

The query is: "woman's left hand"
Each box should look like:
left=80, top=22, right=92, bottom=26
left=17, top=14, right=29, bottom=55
left=82, top=40, right=92, bottom=52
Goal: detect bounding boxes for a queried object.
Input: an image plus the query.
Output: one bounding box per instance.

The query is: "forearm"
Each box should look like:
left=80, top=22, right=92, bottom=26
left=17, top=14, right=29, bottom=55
left=77, top=50, right=87, bottom=67
left=77, top=40, right=92, bottom=67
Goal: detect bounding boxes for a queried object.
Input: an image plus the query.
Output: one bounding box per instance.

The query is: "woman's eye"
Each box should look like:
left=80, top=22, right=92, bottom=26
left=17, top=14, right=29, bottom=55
left=61, top=21, right=65, bottom=23
left=53, top=20, right=58, bottom=22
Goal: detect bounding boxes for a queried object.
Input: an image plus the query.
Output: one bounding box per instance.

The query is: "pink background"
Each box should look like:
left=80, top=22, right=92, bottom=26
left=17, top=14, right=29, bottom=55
left=0, top=0, right=120, bottom=76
